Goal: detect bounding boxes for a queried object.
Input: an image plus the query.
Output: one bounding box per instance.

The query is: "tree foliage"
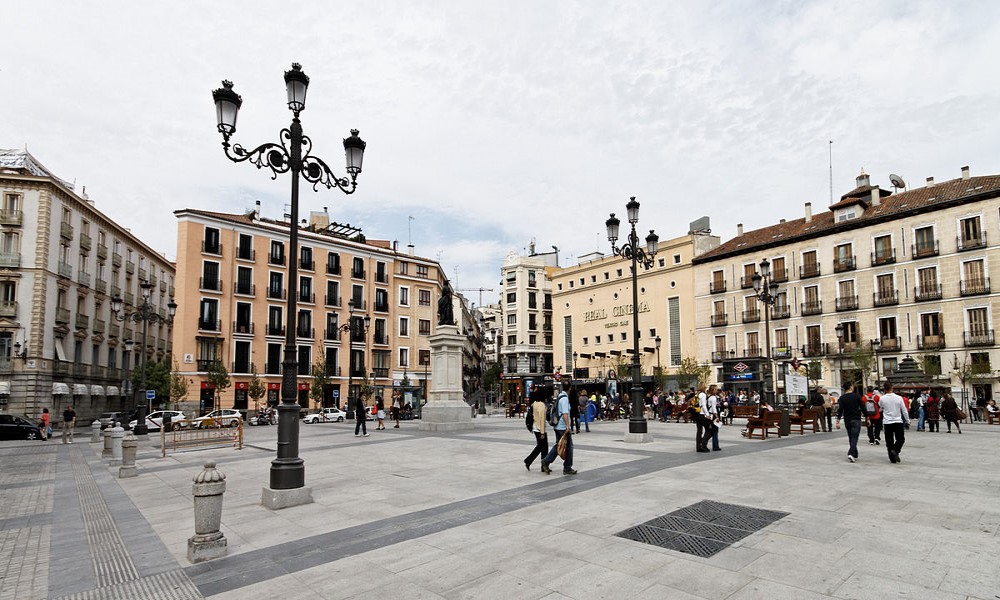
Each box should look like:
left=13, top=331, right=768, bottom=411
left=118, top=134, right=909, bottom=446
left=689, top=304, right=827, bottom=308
left=131, top=359, right=171, bottom=407
left=169, top=357, right=189, bottom=409
left=204, top=360, right=231, bottom=404
left=848, top=346, right=875, bottom=390
left=310, top=360, right=330, bottom=409
left=676, top=356, right=711, bottom=390
left=247, top=364, right=267, bottom=408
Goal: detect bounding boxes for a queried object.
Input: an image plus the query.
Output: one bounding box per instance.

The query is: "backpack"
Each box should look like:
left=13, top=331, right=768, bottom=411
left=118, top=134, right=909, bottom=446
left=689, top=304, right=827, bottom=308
left=864, top=395, right=878, bottom=415
left=525, top=407, right=534, bottom=432
left=548, top=397, right=562, bottom=427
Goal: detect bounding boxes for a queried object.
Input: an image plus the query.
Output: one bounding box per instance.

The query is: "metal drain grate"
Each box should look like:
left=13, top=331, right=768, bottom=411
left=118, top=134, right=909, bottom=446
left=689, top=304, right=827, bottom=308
left=616, top=500, right=788, bottom=557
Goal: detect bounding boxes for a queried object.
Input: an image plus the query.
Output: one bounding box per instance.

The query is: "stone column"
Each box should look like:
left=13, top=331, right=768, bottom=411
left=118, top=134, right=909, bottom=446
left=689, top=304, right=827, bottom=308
left=419, top=324, right=474, bottom=432
left=90, top=421, right=102, bottom=443
left=188, top=461, right=227, bottom=563
left=102, top=427, right=113, bottom=458
left=109, top=424, right=125, bottom=466
left=119, top=432, right=138, bottom=478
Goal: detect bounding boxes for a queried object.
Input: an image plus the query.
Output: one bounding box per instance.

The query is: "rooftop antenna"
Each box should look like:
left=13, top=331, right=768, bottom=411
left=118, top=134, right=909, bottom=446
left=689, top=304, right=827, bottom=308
left=408, top=216, right=414, bottom=246
left=828, top=140, right=833, bottom=206
left=889, top=173, right=906, bottom=192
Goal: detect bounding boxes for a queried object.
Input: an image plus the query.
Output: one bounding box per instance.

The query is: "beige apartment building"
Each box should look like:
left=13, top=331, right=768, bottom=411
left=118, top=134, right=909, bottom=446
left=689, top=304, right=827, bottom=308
left=550, top=227, right=719, bottom=395
left=498, top=247, right=557, bottom=402
left=1, top=149, right=176, bottom=421
left=693, top=167, right=1000, bottom=405
left=173, top=206, right=444, bottom=415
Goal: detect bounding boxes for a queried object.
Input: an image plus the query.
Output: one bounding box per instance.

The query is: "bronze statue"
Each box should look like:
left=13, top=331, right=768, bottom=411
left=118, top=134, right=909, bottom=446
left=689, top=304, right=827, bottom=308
left=437, top=281, right=455, bottom=326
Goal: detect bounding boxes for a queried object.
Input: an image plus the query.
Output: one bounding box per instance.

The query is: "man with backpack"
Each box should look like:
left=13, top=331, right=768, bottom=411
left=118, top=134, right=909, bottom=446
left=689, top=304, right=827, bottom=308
left=864, top=387, right=882, bottom=445
left=541, top=384, right=577, bottom=475
left=523, top=389, right=549, bottom=472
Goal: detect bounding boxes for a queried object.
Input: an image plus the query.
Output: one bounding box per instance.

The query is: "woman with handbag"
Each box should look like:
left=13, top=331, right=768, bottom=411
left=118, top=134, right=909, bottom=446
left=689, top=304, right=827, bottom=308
left=940, top=393, right=962, bottom=434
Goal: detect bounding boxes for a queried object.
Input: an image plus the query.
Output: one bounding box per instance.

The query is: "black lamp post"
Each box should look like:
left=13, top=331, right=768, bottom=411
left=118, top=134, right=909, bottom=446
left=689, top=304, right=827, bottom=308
left=111, top=282, right=176, bottom=435
left=572, top=351, right=578, bottom=380
left=835, top=323, right=845, bottom=390
left=751, top=258, right=780, bottom=405
left=122, top=338, right=134, bottom=411
left=654, top=335, right=662, bottom=389
left=871, top=338, right=881, bottom=387
left=213, top=63, right=365, bottom=491
left=605, top=196, right=658, bottom=440
left=343, top=300, right=370, bottom=418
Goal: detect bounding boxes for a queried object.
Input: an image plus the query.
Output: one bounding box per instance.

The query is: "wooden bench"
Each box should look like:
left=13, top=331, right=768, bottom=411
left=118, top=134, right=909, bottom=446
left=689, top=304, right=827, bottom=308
left=731, top=405, right=758, bottom=419
left=506, top=404, right=526, bottom=418
left=987, top=411, right=1000, bottom=425
left=745, top=410, right=782, bottom=439
left=789, top=408, right=821, bottom=434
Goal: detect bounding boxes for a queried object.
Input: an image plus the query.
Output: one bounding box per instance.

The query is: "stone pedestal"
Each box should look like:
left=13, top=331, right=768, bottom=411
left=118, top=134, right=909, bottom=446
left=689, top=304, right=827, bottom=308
left=90, top=421, right=102, bottom=443
left=119, top=432, right=138, bottom=478
left=419, top=324, right=474, bottom=432
left=624, top=432, right=654, bottom=444
left=188, top=462, right=228, bottom=563
left=102, top=428, right=113, bottom=458
left=109, top=424, right=124, bottom=466
left=260, top=486, right=314, bottom=510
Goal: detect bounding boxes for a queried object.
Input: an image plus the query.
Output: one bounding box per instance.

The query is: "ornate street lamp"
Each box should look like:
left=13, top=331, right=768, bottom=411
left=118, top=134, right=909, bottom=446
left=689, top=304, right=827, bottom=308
left=871, top=338, right=881, bottom=387
left=212, top=63, right=366, bottom=493
left=605, top=196, right=658, bottom=442
left=654, top=335, right=662, bottom=389
left=111, top=282, right=176, bottom=435
left=751, top=258, right=780, bottom=405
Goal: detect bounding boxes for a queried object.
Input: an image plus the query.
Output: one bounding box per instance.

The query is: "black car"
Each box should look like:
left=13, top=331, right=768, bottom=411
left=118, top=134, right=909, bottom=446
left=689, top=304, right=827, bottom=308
left=0, top=413, right=43, bottom=440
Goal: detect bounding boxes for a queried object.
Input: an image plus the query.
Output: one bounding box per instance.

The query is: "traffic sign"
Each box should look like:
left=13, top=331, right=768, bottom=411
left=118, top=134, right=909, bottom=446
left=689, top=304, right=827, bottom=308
left=332, top=390, right=340, bottom=397
left=146, top=389, right=156, bottom=400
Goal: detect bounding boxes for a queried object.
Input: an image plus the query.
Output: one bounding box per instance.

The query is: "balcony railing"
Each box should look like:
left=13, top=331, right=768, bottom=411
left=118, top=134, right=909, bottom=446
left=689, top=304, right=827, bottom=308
left=711, top=313, right=728, bottom=327
left=201, top=241, right=222, bottom=255
left=269, top=254, right=285, bottom=266
left=325, top=327, right=341, bottom=341
left=267, top=288, right=287, bottom=300
left=232, top=362, right=252, bottom=374
left=711, top=351, right=726, bottom=363
left=79, top=233, right=92, bottom=251
left=374, top=302, right=389, bottom=313
left=296, top=327, right=314, bottom=338
left=0, top=209, right=23, bottom=226
left=112, top=253, right=122, bottom=267
left=60, top=221, right=74, bottom=240
left=233, top=322, right=254, bottom=335
left=237, top=247, right=255, bottom=261
left=75, top=314, right=89, bottom=329
left=264, top=362, right=281, bottom=375
left=267, top=325, right=285, bottom=336
left=743, top=347, right=762, bottom=358
left=914, top=284, right=942, bottom=302
left=771, top=305, right=790, bottom=319
left=917, top=334, right=945, bottom=350
left=197, top=359, right=222, bottom=371
left=957, top=233, right=987, bottom=252
left=0, top=300, right=16, bottom=317
left=373, top=367, right=390, bottom=378
left=960, top=278, right=990, bottom=296
left=96, top=244, right=108, bottom=259
left=373, top=333, right=387, bottom=345
left=375, top=272, right=388, bottom=284
left=234, top=282, right=255, bottom=296
left=876, top=336, right=901, bottom=352
left=741, top=309, right=760, bottom=323
left=58, top=261, right=73, bottom=278
left=801, top=300, right=823, bottom=316
left=873, top=290, right=899, bottom=306
left=802, top=342, right=828, bottom=357
left=326, top=263, right=341, bottom=275
left=352, top=268, right=366, bottom=279
left=710, top=280, right=726, bottom=294
left=300, top=258, right=314, bottom=271
left=325, top=294, right=341, bottom=307
left=740, top=275, right=756, bottom=289
left=965, top=330, right=994, bottom=347
left=95, top=280, right=107, bottom=294
left=198, top=319, right=222, bottom=332
left=299, top=292, right=315, bottom=304
left=911, top=240, right=939, bottom=259
left=0, top=252, right=21, bottom=268
left=200, top=277, right=222, bottom=292
left=771, top=268, right=788, bottom=283
left=799, top=263, right=821, bottom=279
left=77, top=269, right=91, bottom=287
left=833, top=256, right=856, bottom=273
left=773, top=346, right=793, bottom=358
left=872, top=249, right=896, bottom=266
left=835, top=295, right=858, bottom=311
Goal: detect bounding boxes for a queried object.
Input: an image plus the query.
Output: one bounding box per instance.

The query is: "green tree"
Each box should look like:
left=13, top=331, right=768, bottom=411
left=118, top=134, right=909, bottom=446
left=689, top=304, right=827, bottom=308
left=310, top=360, right=330, bottom=410
left=169, top=357, right=189, bottom=410
left=849, top=345, right=875, bottom=390
left=132, top=359, right=170, bottom=409
left=204, top=360, right=231, bottom=408
left=676, top=356, right=711, bottom=390
left=247, top=364, right=267, bottom=410
left=483, top=362, right=502, bottom=390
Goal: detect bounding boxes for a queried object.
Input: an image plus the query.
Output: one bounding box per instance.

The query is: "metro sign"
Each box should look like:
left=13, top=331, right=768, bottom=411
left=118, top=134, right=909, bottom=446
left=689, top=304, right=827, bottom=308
left=733, top=362, right=750, bottom=373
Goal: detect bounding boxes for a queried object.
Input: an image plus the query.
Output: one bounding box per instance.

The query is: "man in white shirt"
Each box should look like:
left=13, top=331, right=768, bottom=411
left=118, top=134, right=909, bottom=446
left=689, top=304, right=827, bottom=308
left=706, top=384, right=722, bottom=451
left=878, top=382, right=909, bottom=463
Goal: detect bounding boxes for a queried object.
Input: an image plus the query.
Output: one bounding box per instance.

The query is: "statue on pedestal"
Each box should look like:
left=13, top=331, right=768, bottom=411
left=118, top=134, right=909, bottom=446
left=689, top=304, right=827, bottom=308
left=437, top=281, right=455, bottom=326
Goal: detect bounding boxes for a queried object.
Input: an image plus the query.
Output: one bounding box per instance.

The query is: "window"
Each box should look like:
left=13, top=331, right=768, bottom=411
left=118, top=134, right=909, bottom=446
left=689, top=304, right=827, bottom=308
left=873, top=234, right=893, bottom=264
left=529, top=334, right=537, bottom=345
left=419, top=349, right=430, bottom=366
left=236, top=266, right=253, bottom=295
left=234, top=341, right=251, bottom=373
left=834, top=243, right=854, bottom=271
left=419, top=289, right=432, bottom=306
left=352, top=257, right=365, bottom=278
left=774, top=329, right=788, bottom=353
left=266, top=343, right=281, bottom=374
left=801, top=250, right=819, bottom=277
left=528, top=271, right=537, bottom=286
left=507, top=356, right=517, bottom=372
left=326, top=280, right=340, bottom=306
left=297, top=310, right=312, bottom=337
left=507, top=335, right=515, bottom=345
left=399, top=261, right=409, bottom=275
left=591, top=275, right=597, bottom=282
left=746, top=332, right=759, bottom=355
left=416, top=264, right=428, bottom=278
left=268, top=272, right=284, bottom=299
left=582, top=337, right=589, bottom=345
left=568, top=280, right=574, bottom=289
left=203, top=227, right=220, bottom=254
left=351, top=284, right=364, bottom=309
left=875, top=273, right=895, bottom=304
left=299, top=276, right=313, bottom=303
left=199, top=299, right=219, bottom=330
left=959, top=216, right=983, bottom=249
left=528, top=314, right=537, bottom=330
left=419, top=319, right=431, bottom=335
left=878, top=317, right=897, bottom=343
left=399, top=347, right=409, bottom=367
left=325, top=347, right=338, bottom=373
left=916, top=266, right=939, bottom=298
left=967, top=307, right=989, bottom=336
left=840, top=321, right=859, bottom=346
left=742, top=263, right=756, bottom=288
left=268, top=306, right=283, bottom=335
left=528, top=292, right=536, bottom=309
left=921, top=313, right=942, bottom=336
left=913, top=225, right=937, bottom=257
left=528, top=356, right=538, bottom=373
left=616, top=269, right=623, bottom=277
left=374, top=288, right=389, bottom=312
left=327, top=252, right=341, bottom=275
left=298, top=346, right=311, bottom=376
left=237, top=234, right=253, bottom=260
left=399, top=317, right=409, bottom=337
left=374, top=318, right=387, bottom=344
left=375, top=261, right=387, bottom=283
left=674, top=254, right=681, bottom=264
left=300, top=246, right=313, bottom=270
left=269, top=240, right=285, bottom=265
left=507, top=314, right=516, bottom=326
left=399, top=287, right=409, bottom=306
left=235, top=302, right=252, bottom=333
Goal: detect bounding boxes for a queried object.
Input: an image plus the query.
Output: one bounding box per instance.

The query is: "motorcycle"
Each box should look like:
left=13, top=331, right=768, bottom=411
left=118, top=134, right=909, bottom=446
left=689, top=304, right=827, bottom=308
left=250, top=409, right=274, bottom=426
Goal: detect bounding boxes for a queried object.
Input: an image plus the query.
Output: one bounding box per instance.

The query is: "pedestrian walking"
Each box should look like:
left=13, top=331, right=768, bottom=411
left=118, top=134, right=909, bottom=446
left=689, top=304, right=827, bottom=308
left=863, top=387, right=882, bottom=445
left=354, top=397, right=370, bottom=437
left=835, top=382, right=864, bottom=462
left=706, top=384, right=722, bottom=451
left=810, top=388, right=828, bottom=431
left=541, top=384, right=577, bottom=475
left=925, top=390, right=941, bottom=432
left=879, top=382, right=909, bottom=463
left=375, top=395, right=386, bottom=430
left=690, top=387, right=713, bottom=453
left=61, top=405, right=76, bottom=444
left=916, top=390, right=928, bottom=431
left=823, top=390, right=835, bottom=432
left=391, top=391, right=401, bottom=428
left=40, top=408, right=51, bottom=441
left=570, top=390, right=581, bottom=434
left=578, top=389, right=590, bottom=432
left=940, top=392, right=962, bottom=433
left=524, top=389, right=548, bottom=472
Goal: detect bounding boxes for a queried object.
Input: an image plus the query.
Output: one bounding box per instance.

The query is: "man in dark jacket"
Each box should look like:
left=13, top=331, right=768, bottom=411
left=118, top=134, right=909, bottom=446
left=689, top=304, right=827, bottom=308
left=836, top=382, right=865, bottom=462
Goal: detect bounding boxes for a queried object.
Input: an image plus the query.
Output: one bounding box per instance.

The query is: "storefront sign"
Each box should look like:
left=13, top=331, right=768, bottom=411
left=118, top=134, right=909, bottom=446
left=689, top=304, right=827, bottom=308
left=583, top=301, right=651, bottom=322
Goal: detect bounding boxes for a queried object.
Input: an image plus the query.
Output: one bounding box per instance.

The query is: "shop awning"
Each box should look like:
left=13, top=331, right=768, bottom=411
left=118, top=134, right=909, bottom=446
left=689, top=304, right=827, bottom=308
left=106, top=386, right=120, bottom=396
left=579, top=353, right=592, bottom=359
left=52, top=383, right=70, bottom=395
left=594, top=352, right=607, bottom=358
left=610, top=350, right=622, bottom=356
left=90, top=385, right=106, bottom=396
left=0, top=381, right=10, bottom=395
left=73, top=384, right=90, bottom=396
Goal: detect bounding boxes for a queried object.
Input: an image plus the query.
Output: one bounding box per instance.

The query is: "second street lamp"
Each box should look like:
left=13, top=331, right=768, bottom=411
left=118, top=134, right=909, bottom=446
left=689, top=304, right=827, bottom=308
left=111, top=282, right=177, bottom=435
left=605, top=196, right=658, bottom=443
left=751, top=258, right=780, bottom=406
left=213, top=63, right=365, bottom=496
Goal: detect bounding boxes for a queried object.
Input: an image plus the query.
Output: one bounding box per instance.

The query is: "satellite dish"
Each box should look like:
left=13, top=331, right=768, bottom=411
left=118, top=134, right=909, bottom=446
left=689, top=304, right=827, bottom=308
left=889, top=174, right=906, bottom=190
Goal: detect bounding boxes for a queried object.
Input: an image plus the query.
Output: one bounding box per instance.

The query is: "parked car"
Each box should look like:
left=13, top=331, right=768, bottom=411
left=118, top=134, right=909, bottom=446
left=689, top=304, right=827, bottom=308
left=0, top=414, right=43, bottom=440
left=128, top=410, right=186, bottom=431
left=249, top=408, right=275, bottom=426
left=98, top=412, right=127, bottom=430
left=303, top=408, right=347, bottom=424
left=190, top=409, right=243, bottom=428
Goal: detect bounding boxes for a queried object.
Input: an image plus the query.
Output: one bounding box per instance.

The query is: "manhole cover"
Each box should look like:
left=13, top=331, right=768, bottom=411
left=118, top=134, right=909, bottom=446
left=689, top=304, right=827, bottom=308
left=616, top=500, right=788, bottom=557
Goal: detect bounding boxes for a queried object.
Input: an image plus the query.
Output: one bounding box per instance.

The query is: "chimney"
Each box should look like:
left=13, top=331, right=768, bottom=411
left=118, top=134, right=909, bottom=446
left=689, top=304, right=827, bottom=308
left=737, top=223, right=743, bottom=236
left=804, top=202, right=812, bottom=223
left=961, top=165, right=970, bottom=180
left=870, top=186, right=880, bottom=207
left=779, top=219, right=786, bottom=224
left=856, top=170, right=870, bottom=188
left=408, top=244, right=415, bottom=256
left=926, top=176, right=935, bottom=188
left=308, top=209, right=330, bottom=229
left=254, top=200, right=261, bottom=221
left=392, top=240, right=398, bottom=252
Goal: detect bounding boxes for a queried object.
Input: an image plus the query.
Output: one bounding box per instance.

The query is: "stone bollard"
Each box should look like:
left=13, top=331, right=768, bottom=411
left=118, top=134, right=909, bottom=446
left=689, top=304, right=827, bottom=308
left=90, top=421, right=102, bottom=443
left=187, top=461, right=227, bottom=563
left=119, top=432, right=138, bottom=478
left=102, top=426, right=114, bottom=458
left=109, top=423, right=125, bottom=466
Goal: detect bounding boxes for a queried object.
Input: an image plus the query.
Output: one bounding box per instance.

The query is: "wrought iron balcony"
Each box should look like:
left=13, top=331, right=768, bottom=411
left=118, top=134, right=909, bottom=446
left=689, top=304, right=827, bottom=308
left=233, top=321, right=254, bottom=335
left=267, top=287, right=287, bottom=300
left=710, top=280, right=726, bottom=294
left=957, top=233, right=987, bottom=252
left=79, top=233, right=92, bottom=251
left=871, top=249, right=896, bottom=266
left=802, top=342, right=828, bottom=357
left=0, top=209, right=23, bottom=226
left=352, top=268, right=366, bottom=279
left=197, top=359, right=222, bottom=371
left=264, top=362, right=281, bottom=375
left=198, top=319, right=222, bottom=332
left=741, top=309, right=760, bottom=323
left=326, top=263, right=341, bottom=275
left=269, top=253, right=285, bottom=266
left=743, top=347, right=762, bottom=358
left=801, top=300, right=823, bottom=316
left=911, top=240, right=939, bottom=259
left=711, top=351, right=726, bottom=363
left=325, top=294, right=341, bottom=307
left=325, top=327, right=341, bottom=341
left=267, top=325, right=285, bottom=336
left=299, top=291, right=316, bottom=304
left=296, top=326, right=314, bottom=339
left=234, top=282, right=255, bottom=296
left=833, top=256, right=856, bottom=273
left=914, top=284, right=943, bottom=302
left=237, top=246, right=255, bottom=261
left=960, top=278, right=990, bottom=296
left=773, top=346, right=792, bottom=359
left=835, top=295, right=858, bottom=311
left=917, top=334, right=945, bottom=350
left=740, top=275, right=756, bottom=289
left=964, top=330, right=994, bottom=347
left=873, top=290, right=899, bottom=306
left=711, top=313, right=728, bottom=327
left=771, top=268, right=789, bottom=283
left=201, top=240, right=222, bottom=255
left=771, top=305, right=790, bottom=319
left=199, top=277, right=223, bottom=292
left=300, top=258, right=314, bottom=271
left=875, top=336, right=901, bottom=351
left=799, top=263, right=821, bottom=279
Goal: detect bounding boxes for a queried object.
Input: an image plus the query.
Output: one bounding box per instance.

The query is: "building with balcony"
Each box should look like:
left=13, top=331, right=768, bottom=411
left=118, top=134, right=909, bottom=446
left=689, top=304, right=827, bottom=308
left=0, top=149, right=175, bottom=420
left=549, top=221, right=720, bottom=396
left=693, top=166, right=1000, bottom=403
left=172, top=205, right=445, bottom=414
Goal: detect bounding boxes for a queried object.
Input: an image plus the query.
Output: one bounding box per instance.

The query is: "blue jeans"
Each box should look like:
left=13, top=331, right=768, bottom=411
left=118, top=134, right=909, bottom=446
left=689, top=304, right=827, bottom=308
left=917, top=407, right=925, bottom=430
left=544, top=429, right=573, bottom=471
left=845, top=419, right=862, bottom=458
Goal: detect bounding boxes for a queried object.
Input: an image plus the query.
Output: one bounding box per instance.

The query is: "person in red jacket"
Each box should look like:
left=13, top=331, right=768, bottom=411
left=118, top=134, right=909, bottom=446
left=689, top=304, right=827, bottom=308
left=864, top=387, right=882, bottom=445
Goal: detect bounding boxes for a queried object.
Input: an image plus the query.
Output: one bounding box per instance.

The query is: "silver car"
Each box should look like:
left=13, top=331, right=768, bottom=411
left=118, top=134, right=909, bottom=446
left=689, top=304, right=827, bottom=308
left=128, top=410, right=186, bottom=431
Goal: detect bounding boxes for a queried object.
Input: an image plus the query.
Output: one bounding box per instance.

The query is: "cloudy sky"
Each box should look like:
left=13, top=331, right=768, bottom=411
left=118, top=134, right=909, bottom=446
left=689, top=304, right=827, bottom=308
left=5, top=1, right=1000, bottom=305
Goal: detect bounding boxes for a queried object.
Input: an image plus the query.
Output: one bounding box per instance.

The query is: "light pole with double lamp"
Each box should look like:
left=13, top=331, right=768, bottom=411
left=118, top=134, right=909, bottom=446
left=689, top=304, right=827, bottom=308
left=605, top=197, right=658, bottom=442
left=111, top=282, right=176, bottom=436
left=654, top=335, right=662, bottom=390
left=342, top=300, right=370, bottom=418
left=213, top=63, right=366, bottom=494
left=751, top=258, right=780, bottom=406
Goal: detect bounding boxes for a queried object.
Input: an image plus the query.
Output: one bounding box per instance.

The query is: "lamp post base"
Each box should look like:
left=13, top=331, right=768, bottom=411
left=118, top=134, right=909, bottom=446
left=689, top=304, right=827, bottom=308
left=625, top=418, right=653, bottom=443
left=261, top=485, right=313, bottom=510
